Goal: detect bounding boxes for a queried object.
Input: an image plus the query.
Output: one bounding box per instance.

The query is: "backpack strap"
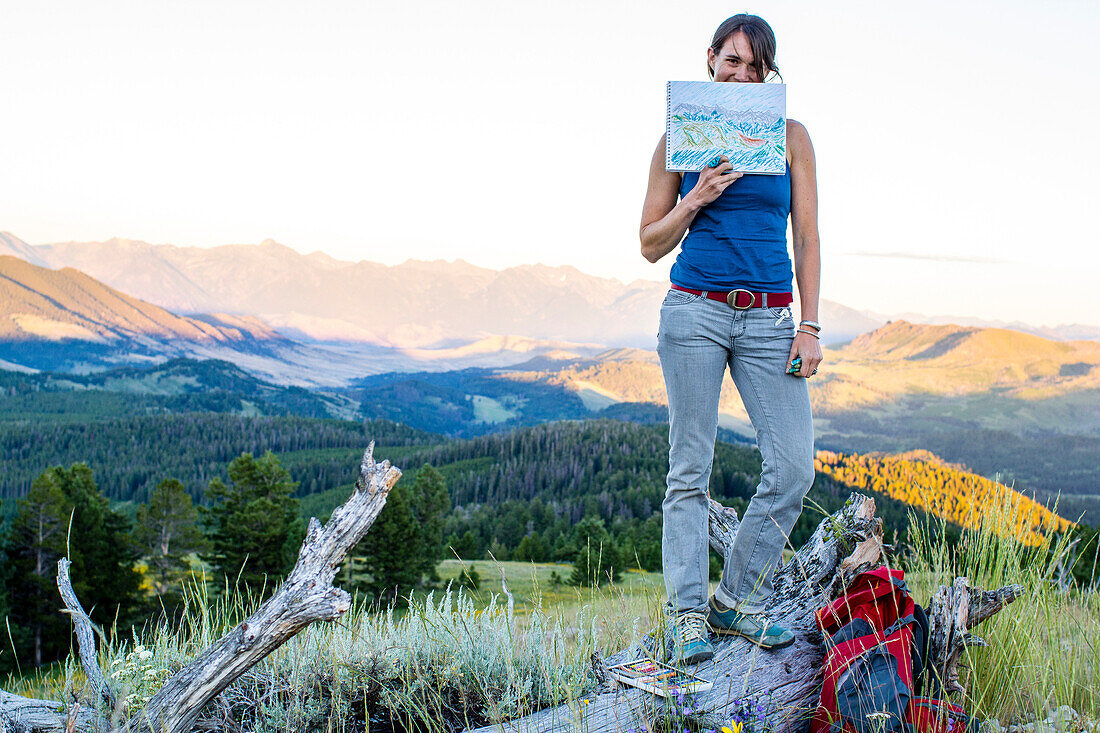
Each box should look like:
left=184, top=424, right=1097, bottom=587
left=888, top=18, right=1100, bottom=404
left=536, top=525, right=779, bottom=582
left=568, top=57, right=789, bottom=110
left=881, top=614, right=917, bottom=639
left=911, top=603, right=931, bottom=698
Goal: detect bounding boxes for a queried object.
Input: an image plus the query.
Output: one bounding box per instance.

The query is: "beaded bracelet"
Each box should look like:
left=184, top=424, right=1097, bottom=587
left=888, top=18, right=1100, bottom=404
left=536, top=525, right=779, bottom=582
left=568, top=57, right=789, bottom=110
left=799, top=320, right=822, bottom=331
left=797, top=328, right=820, bottom=339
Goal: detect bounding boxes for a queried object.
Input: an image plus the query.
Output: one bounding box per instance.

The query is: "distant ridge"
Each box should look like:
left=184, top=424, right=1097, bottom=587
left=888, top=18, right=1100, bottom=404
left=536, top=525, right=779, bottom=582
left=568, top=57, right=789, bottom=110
left=0, top=255, right=292, bottom=374
left=0, top=232, right=48, bottom=267
left=0, top=255, right=615, bottom=382
left=0, top=256, right=276, bottom=343
left=843, top=320, right=1089, bottom=363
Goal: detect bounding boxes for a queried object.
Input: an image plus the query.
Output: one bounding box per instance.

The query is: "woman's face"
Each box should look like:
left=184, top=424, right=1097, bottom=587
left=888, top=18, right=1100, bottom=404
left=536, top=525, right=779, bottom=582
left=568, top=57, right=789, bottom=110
left=708, top=30, right=762, bottom=83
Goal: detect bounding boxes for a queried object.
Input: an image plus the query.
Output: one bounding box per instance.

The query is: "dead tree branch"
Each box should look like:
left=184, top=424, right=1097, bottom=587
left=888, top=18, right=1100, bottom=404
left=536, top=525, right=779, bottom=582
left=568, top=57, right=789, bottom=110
left=56, top=558, right=116, bottom=711
left=120, top=442, right=401, bottom=733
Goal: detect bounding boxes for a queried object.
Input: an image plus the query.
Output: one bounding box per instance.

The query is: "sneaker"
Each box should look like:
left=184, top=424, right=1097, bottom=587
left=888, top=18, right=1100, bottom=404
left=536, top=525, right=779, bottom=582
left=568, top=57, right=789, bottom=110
left=670, top=611, right=715, bottom=665
left=707, top=597, right=795, bottom=649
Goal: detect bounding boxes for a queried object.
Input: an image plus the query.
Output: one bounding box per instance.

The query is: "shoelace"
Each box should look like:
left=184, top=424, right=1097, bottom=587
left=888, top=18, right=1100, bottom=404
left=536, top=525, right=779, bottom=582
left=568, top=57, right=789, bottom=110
left=745, top=612, right=772, bottom=629
left=678, top=611, right=709, bottom=644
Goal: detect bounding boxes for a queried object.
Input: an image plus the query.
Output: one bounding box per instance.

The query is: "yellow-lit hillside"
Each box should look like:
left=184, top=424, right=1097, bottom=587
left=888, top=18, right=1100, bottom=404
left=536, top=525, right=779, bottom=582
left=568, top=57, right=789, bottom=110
left=815, top=449, right=1074, bottom=546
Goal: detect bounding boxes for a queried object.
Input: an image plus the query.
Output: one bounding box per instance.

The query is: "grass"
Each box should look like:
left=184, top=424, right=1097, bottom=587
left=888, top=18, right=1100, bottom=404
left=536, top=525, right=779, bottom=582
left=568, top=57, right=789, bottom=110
left=907, top=493, right=1100, bottom=725
left=6, top=501, right=1099, bottom=732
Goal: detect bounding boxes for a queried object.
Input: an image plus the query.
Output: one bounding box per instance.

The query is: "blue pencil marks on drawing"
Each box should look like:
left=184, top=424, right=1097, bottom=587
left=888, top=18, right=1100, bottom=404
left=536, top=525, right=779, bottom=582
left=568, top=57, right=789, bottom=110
left=666, top=81, right=786, bottom=174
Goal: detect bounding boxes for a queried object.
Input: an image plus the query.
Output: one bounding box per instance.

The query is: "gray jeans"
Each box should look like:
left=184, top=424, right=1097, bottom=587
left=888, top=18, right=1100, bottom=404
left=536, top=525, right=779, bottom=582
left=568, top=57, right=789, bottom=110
left=657, top=288, right=815, bottom=615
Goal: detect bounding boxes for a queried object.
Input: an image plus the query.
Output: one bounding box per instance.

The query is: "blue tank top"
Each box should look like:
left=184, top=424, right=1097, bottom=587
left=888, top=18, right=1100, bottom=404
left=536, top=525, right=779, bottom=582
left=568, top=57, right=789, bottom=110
left=670, top=161, right=792, bottom=292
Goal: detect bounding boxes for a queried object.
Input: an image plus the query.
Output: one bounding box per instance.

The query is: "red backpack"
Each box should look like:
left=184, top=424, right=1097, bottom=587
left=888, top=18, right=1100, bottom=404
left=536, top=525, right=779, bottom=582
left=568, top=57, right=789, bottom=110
left=811, top=568, right=977, bottom=733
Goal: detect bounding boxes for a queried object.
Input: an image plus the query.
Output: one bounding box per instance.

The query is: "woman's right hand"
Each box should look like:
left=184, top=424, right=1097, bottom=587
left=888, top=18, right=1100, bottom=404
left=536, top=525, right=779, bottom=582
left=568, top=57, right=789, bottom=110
left=640, top=139, right=741, bottom=264
left=686, top=156, right=743, bottom=207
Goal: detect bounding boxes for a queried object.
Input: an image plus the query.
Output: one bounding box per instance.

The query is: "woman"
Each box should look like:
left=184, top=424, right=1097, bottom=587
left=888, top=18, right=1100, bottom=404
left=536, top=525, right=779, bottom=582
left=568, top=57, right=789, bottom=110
left=639, top=13, right=822, bottom=665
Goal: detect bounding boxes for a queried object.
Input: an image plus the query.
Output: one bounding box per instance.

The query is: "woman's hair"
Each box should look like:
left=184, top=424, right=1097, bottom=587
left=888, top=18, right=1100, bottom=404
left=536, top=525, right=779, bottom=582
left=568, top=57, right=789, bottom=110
left=707, top=14, right=780, bottom=82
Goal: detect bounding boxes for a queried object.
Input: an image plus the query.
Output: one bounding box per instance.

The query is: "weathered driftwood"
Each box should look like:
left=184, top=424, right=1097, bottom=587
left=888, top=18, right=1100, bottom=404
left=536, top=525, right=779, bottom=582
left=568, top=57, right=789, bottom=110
left=0, top=689, right=98, bottom=733
left=0, top=569, right=115, bottom=733
left=0, top=443, right=399, bottom=733
left=121, top=443, right=401, bottom=733
left=468, top=493, right=1023, bottom=733
left=926, top=577, right=1022, bottom=696
left=57, top=558, right=117, bottom=712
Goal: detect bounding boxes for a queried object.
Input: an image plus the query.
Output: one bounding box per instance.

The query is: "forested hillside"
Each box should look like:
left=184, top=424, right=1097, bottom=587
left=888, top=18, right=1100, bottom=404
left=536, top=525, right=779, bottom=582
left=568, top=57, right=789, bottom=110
left=292, top=421, right=993, bottom=572
left=0, top=358, right=351, bottom=422
left=0, top=413, right=431, bottom=505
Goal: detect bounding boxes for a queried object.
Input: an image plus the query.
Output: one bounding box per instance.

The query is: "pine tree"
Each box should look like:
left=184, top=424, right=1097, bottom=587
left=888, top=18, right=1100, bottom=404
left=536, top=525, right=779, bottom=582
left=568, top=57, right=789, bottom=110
left=135, top=478, right=208, bottom=597
left=355, top=483, right=423, bottom=605
left=4, top=476, right=70, bottom=667
left=407, top=465, right=450, bottom=582
left=204, top=452, right=305, bottom=594
left=4, top=464, right=142, bottom=668
left=513, top=533, right=548, bottom=562
left=52, top=464, right=143, bottom=635
left=568, top=517, right=621, bottom=586
left=448, top=529, right=479, bottom=559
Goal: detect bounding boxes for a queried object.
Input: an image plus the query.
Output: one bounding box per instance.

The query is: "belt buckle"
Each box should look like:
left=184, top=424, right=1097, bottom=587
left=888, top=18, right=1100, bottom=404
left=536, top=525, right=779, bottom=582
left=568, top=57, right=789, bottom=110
left=726, top=289, right=756, bottom=310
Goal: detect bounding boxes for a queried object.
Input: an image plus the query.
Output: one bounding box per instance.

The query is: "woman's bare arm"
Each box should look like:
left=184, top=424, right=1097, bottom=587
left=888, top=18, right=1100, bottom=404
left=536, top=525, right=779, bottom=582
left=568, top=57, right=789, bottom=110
left=639, top=134, right=741, bottom=263
left=787, top=118, right=823, bottom=376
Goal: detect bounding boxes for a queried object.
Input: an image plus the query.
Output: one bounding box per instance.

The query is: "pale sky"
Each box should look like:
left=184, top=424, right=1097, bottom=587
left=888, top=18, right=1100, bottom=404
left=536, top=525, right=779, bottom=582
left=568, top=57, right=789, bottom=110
left=2, top=0, right=1098, bottom=326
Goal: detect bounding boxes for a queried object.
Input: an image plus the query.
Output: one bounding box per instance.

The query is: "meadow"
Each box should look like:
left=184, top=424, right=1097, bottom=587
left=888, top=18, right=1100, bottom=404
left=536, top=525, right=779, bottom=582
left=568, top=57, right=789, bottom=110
left=6, top=495, right=1098, bottom=733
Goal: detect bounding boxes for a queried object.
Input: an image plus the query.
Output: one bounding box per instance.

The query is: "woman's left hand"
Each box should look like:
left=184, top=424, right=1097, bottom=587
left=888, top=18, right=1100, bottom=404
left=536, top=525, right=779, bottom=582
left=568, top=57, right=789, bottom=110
left=788, top=331, right=823, bottom=378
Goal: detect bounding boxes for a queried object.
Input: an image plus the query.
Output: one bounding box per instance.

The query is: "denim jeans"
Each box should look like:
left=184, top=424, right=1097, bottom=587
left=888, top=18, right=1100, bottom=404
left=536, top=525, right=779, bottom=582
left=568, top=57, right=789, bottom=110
left=657, top=288, right=815, bottom=615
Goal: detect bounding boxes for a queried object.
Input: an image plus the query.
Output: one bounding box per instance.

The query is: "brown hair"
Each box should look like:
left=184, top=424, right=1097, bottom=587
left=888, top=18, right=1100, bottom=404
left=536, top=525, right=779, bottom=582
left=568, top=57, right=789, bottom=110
left=707, top=14, right=780, bottom=82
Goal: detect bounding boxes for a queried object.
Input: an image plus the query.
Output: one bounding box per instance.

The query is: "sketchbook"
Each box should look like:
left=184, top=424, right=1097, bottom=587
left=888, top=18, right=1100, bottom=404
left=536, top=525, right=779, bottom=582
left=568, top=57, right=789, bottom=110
left=607, top=657, right=713, bottom=697
left=666, top=80, right=787, bottom=174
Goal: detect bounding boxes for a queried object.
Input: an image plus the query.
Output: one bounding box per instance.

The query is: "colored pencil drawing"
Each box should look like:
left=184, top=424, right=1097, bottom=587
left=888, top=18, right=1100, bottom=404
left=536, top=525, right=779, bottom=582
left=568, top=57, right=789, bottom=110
left=666, top=80, right=787, bottom=174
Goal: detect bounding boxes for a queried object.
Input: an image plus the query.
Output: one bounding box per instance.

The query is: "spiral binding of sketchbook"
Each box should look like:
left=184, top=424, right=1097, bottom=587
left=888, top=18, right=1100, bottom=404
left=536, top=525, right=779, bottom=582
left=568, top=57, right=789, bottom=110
left=665, top=80, right=674, bottom=170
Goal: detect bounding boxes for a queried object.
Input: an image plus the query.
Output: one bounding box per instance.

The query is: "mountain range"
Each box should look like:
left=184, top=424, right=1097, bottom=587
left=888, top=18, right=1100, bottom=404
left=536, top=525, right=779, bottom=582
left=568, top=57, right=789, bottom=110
left=6, top=231, right=1099, bottom=347
left=0, top=254, right=613, bottom=382
left=0, top=231, right=912, bottom=349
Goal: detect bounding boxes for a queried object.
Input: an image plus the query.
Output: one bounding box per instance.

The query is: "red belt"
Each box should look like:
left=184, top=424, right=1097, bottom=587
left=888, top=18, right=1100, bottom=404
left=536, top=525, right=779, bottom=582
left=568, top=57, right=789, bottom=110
left=671, top=284, right=793, bottom=310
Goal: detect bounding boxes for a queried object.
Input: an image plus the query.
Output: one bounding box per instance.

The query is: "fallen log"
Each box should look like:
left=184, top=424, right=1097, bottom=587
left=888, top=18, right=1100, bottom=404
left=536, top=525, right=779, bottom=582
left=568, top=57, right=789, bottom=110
left=0, top=690, right=97, bottom=733
left=468, top=493, right=1023, bottom=733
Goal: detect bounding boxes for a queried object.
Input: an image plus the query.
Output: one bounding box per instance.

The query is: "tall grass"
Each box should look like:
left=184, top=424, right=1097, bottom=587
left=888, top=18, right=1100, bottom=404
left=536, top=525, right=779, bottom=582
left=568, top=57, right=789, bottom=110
left=40, top=564, right=661, bottom=733
left=9, top=505, right=1097, bottom=731
left=907, top=494, right=1100, bottom=724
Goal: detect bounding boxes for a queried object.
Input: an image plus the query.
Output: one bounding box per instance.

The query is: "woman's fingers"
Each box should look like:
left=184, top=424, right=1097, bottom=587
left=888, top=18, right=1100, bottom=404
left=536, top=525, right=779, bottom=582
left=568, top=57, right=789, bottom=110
left=790, top=333, right=823, bottom=378
left=802, top=353, right=823, bottom=378
left=696, top=158, right=743, bottom=204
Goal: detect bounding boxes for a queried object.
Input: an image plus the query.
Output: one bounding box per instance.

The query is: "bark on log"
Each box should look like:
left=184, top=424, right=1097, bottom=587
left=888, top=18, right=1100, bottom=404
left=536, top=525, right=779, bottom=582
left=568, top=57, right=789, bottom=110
left=0, top=690, right=98, bottom=733
left=468, top=493, right=1023, bottom=733
left=120, top=443, right=401, bottom=733
left=0, top=691, right=59, bottom=733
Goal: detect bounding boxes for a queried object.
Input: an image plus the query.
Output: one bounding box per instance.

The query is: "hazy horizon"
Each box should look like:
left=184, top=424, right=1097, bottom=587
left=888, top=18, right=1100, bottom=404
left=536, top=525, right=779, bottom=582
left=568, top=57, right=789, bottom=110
left=5, top=229, right=1098, bottom=332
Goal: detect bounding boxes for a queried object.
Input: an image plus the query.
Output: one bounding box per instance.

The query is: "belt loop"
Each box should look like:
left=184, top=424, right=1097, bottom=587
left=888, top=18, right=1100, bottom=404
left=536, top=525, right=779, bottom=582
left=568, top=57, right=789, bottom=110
left=701, top=291, right=708, bottom=298
left=761, top=293, right=768, bottom=308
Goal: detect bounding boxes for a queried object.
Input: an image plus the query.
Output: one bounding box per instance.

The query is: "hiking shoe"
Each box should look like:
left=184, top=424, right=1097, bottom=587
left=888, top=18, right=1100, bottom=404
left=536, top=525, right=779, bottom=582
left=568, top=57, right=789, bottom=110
left=707, top=597, right=795, bottom=649
left=670, top=611, right=715, bottom=665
